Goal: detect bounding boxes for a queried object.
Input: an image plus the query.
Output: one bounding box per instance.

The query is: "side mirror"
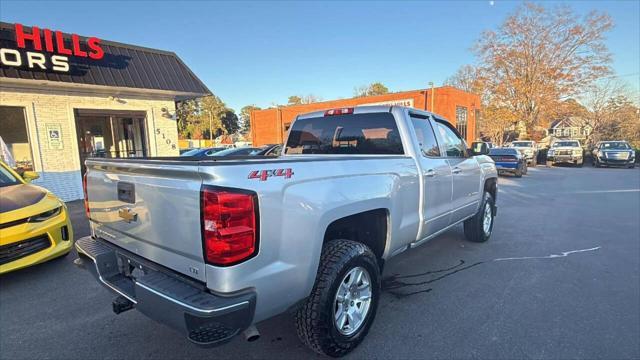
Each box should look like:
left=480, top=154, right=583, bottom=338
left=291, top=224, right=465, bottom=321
left=22, top=171, right=40, bottom=182
left=470, top=143, right=489, bottom=156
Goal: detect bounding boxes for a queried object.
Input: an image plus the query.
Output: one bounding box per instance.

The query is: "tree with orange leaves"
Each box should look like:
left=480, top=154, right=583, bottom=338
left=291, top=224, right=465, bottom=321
left=475, top=3, right=613, bottom=137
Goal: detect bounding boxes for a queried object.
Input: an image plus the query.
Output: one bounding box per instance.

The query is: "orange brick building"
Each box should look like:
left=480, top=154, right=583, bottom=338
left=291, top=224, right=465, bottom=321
left=250, top=86, right=481, bottom=146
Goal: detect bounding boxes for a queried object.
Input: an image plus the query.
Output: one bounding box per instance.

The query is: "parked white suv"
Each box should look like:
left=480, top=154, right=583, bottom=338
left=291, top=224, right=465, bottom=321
left=510, top=140, right=538, bottom=165
left=547, top=140, right=584, bottom=167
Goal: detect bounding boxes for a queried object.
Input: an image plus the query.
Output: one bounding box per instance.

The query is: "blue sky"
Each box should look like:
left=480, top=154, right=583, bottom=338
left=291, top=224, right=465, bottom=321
left=1, top=1, right=638, bottom=111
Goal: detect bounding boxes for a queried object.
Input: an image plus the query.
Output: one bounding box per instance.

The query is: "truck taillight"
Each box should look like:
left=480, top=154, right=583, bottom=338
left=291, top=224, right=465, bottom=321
left=82, top=173, right=90, bottom=218
left=324, top=108, right=354, bottom=116
left=201, top=186, right=259, bottom=266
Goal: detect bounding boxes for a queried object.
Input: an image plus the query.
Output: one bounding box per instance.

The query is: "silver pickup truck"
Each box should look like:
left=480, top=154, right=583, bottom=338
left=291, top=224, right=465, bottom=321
left=75, top=106, right=498, bottom=357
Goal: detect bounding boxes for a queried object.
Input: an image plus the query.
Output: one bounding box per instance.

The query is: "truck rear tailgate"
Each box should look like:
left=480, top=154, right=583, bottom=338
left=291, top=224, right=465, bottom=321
left=85, top=159, right=206, bottom=282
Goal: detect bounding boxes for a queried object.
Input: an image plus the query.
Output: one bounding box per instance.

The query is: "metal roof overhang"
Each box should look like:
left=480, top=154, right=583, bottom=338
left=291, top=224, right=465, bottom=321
left=0, top=77, right=204, bottom=101
left=0, top=22, right=210, bottom=99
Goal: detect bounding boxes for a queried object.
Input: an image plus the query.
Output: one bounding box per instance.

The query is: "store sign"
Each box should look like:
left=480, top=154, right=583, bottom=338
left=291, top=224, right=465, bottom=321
left=46, top=124, right=63, bottom=150
left=0, top=23, right=104, bottom=73
left=357, top=98, right=415, bottom=108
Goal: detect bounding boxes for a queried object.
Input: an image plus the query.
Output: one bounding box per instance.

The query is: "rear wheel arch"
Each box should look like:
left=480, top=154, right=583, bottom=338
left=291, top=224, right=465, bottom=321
left=322, top=209, right=389, bottom=268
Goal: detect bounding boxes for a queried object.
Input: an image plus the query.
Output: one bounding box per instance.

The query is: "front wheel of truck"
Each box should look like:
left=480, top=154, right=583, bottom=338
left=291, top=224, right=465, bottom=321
left=295, top=239, right=380, bottom=357
left=464, top=191, right=495, bottom=243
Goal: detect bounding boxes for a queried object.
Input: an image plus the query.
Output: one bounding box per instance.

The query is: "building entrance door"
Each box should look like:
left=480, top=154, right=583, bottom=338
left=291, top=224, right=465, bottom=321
left=74, top=110, right=148, bottom=173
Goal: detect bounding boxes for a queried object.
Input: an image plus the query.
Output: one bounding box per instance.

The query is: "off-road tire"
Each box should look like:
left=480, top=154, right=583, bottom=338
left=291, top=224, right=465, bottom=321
left=464, top=192, right=495, bottom=243
left=295, top=240, right=380, bottom=357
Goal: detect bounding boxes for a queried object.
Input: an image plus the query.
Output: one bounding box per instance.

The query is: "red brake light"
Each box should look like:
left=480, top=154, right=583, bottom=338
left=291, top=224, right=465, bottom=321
left=201, top=186, right=259, bottom=266
left=324, top=108, right=354, bottom=116
left=82, top=173, right=90, bottom=218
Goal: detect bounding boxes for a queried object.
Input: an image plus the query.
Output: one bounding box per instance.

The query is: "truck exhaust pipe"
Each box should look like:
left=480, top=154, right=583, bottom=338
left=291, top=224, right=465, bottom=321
left=243, top=325, right=260, bottom=342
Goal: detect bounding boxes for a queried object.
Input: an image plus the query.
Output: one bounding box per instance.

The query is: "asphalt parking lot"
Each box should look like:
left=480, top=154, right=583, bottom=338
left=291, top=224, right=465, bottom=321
left=1, top=165, right=639, bottom=359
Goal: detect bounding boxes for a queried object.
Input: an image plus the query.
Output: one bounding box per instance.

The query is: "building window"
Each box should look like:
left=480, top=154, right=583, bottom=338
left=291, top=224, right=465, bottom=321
left=0, top=106, right=34, bottom=172
left=455, top=106, right=468, bottom=141
left=555, top=128, right=562, bottom=136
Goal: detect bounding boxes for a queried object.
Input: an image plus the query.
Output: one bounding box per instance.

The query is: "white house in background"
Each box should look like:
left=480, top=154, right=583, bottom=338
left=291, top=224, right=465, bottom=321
left=548, top=117, right=593, bottom=141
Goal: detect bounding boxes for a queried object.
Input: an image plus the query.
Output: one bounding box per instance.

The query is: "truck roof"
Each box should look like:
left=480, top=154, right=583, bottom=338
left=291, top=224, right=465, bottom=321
left=296, top=105, right=439, bottom=120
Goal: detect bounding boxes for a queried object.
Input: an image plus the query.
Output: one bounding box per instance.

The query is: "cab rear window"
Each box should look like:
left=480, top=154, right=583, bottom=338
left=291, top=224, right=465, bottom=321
left=285, top=113, right=404, bottom=155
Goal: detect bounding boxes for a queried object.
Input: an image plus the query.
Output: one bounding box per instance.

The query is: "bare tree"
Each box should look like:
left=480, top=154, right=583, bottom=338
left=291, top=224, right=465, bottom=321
left=444, top=65, right=482, bottom=94
left=353, top=82, right=389, bottom=97
left=475, top=3, right=613, bottom=137
left=581, top=79, right=626, bottom=145
left=287, top=94, right=322, bottom=105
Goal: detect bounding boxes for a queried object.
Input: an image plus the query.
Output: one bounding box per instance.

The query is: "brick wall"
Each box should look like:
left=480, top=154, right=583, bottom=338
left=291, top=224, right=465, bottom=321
left=251, top=86, right=481, bottom=146
left=0, top=87, right=179, bottom=201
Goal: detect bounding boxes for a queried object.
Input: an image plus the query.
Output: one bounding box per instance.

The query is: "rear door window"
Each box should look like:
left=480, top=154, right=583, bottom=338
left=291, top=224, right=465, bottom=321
left=410, top=116, right=440, bottom=157
left=285, top=113, right=404, bottom=155
left=435, top=121, right=467, bottom=158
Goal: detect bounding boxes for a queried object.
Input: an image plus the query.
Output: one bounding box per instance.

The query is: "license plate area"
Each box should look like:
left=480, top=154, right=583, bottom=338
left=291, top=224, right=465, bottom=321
left=115, top=253, right=149, bottom=281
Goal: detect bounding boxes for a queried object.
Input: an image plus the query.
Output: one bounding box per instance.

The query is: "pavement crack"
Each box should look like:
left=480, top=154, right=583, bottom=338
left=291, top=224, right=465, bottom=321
left=382, top=246, right=602, bottom=299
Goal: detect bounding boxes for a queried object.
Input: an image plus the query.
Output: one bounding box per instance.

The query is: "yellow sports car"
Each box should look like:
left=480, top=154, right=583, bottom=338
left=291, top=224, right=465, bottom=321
left=0, top=161, right=73, bottom=274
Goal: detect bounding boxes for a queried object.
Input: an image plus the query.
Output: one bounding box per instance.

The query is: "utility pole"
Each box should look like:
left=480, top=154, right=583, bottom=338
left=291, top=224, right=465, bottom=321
left=428, top=82, right=435, bottom=113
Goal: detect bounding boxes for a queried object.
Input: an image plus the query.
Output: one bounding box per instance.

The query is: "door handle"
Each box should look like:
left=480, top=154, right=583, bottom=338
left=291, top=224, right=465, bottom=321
left=424, top=169, right=436, bottom=177
left=452, top=167, right=462, bottom=175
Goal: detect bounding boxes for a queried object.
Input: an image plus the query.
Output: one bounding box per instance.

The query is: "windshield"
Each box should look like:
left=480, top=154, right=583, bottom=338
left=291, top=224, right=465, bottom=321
left=553, top=141, right=580, bottom=147
left=600, top=142, right=631, bottom=150
left=0, top=165, right=21, bottom=187
left=512, top=142, right=533, bottom=147
left=180, top=148, right=205, bottom=156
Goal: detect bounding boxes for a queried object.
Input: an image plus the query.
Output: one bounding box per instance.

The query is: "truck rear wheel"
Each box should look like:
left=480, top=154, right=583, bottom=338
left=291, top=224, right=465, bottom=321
left=463, top=192, right=495, bottom=243
left=295, top=239, right=380, bottom=357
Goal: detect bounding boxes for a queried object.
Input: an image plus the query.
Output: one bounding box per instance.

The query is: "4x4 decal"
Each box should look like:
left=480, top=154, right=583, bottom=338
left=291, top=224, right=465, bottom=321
left=248, top=168, right=294, bottom=181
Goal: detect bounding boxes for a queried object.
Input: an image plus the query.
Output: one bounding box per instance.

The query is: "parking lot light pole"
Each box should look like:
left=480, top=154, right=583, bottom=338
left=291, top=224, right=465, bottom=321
left=429, top=82, right=435, bottom=112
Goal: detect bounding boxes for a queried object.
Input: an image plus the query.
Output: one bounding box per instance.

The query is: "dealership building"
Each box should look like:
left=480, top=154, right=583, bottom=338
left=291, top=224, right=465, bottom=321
left=0, top=22, right=209, bottom=201
left=251, top=86, right=481, bottom=146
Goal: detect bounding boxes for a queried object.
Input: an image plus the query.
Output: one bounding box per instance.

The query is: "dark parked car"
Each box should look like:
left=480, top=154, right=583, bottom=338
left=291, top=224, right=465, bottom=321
left=593, top=141, right=636, bottom=168
left=212, top=147, right=262, bottom=156
left=254, top=144, right=282, bottom=156
left=180, top=147, right=227, bottom=157
left=488, top=148, right=527, bottom=177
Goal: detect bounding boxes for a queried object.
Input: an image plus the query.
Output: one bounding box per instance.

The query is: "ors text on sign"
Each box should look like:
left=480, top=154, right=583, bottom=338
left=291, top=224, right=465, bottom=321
left=0, top=24, right=104, bottom=73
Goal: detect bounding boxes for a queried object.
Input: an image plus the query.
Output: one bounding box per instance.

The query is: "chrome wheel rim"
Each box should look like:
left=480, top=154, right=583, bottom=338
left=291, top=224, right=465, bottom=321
left=482, top=202, right=493, bottom=236
left=333, top=266, right=372, bottom=336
